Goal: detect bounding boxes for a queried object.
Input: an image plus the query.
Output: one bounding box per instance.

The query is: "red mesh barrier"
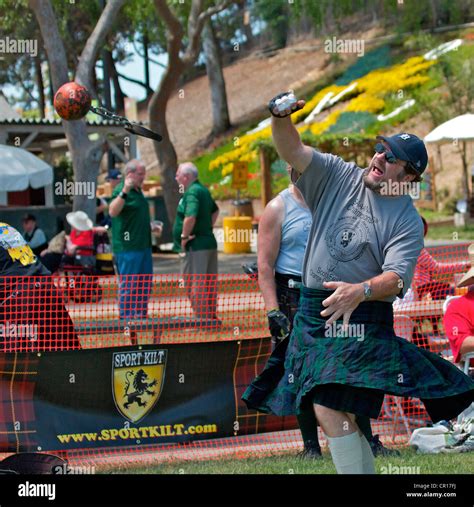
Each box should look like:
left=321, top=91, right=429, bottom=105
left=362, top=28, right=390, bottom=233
left=0, top=242, right=470, bottom=468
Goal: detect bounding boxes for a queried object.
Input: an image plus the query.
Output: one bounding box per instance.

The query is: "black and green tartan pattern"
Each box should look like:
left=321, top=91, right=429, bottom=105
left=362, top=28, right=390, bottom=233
left=0, top=353, right=39, bottom=452
left=243, top=287, right=474, bottom=423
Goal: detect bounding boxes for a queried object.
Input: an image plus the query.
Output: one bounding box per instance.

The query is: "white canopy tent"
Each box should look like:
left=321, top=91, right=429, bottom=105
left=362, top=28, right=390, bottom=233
left=425, top=114, right=474, bottom=209
left=0, top=144, right=54, bottom=206
left=425, top=113, right=474, bottom=144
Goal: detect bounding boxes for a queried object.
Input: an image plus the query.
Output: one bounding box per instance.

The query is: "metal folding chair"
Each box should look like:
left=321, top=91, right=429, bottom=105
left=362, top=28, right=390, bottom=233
left=387, top=315, right=417, bottom=438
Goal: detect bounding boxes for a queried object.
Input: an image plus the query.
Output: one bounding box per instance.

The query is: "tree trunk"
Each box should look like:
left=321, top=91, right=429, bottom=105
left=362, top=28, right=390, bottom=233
left=35, top=55, right=46, bottom=118
left=429, top=0, right=439, bottom=28
left=148, top=60, right=185, bottom=226
left=105, top=50, right=126, bottom=113
left=241, top=1, right=253, bottom=48
left=47, top=64, right=54, bottom=110
left=150, top=0, right=233, bottom=225
left=75, top=0, right=125, bottom=97
left=143, top=34, right=151, bottom=96
left=30, top=0, right=124, bottom=220
left=203, top=19, right=231, bottom=137
left=102, top=50, right=112, bottom=111
left=370, top=0, right=378, bottom=23
left=322, top=0, right=335, bottom=35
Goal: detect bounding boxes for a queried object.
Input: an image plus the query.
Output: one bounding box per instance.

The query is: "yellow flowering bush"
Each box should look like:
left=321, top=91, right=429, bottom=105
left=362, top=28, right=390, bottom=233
left=209, top=126, right=270, bottom=172
left=345, top=93, right=385, bottom=113
left=290, top=84, right=349, bottom=124
left=353, top=57, right=435, bottom=97
left=298, top=110, right=342, bottom=136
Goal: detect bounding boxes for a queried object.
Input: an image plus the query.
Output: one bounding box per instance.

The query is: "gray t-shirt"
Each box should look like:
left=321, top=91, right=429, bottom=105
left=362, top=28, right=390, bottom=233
left=296, top=149, right=424, bottom=302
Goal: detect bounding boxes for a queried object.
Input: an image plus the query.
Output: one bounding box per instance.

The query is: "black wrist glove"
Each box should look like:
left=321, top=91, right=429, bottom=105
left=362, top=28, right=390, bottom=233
left=268, top=91, right=303, bottom=118
left=267, top=309, right=291, bottom=341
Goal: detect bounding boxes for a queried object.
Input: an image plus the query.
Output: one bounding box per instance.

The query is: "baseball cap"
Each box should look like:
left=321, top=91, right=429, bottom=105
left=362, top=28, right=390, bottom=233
left=376, top=133, right=428, bottom=175
left=106, top=169, right=123, bottom=181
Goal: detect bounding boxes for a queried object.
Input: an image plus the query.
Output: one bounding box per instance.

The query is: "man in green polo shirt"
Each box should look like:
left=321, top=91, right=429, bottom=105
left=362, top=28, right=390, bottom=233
left=109, top=159, right=162, bottom=320
left=173, top=162, right=219, bottom=320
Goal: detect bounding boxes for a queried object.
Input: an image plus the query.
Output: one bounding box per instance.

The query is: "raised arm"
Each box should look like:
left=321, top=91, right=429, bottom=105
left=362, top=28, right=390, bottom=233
left=269, top=92, right=313, bottom=174
left=109, top=176, right=134, bottom=218
left=271, top=116, right=313, bottom=174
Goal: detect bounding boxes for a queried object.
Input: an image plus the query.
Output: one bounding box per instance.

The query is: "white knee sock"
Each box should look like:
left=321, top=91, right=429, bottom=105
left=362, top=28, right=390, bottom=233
left=360, top=435, right=376, bottom=474
left=326, top=432, right=364, bottom=474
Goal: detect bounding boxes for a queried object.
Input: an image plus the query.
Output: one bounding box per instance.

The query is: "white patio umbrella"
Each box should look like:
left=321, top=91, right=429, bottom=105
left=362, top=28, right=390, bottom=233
left=0, top=144, right=53, bottom=191
left=425, top=113, right=474, bottom=209
left=425, top=113, right=474, bottom=144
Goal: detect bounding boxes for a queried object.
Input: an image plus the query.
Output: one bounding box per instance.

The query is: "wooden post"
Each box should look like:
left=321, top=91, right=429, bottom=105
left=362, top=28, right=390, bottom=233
left=431, top=162, right=437, bottom=211
left=260, top=146, right=272, bottom=207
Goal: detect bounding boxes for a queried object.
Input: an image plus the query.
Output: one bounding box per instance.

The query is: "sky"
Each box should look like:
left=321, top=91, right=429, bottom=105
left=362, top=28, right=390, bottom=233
left=98, top=48, right=169, bottom=104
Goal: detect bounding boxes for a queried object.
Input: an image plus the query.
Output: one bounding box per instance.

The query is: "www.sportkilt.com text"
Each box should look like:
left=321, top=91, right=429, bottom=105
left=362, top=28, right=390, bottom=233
left=57, top=423, right=218, bottom=444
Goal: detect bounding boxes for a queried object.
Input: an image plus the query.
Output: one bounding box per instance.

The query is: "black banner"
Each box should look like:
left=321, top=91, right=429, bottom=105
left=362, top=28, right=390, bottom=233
left=0, top=337, right=298, bottom=453
left=0, top=342, right=239, bottom=451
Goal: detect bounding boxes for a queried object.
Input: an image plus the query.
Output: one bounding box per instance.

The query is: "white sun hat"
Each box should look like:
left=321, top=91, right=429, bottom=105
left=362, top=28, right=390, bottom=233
left=66, top=211, right=93, bottom=231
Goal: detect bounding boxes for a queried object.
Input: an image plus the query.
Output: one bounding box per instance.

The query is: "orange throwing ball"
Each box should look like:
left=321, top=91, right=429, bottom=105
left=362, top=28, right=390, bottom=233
left=53, top=82, right=91, bottom=121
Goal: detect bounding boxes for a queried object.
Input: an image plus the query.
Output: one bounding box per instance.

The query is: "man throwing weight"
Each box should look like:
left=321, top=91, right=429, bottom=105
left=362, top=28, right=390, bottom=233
left=243, top=92, right=474, bottom=474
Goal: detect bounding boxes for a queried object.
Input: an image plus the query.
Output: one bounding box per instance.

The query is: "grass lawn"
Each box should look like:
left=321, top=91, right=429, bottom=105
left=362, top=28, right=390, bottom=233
left=425, top=224, right=474, bottom=241
left=102, top=448, right=474, bottom=475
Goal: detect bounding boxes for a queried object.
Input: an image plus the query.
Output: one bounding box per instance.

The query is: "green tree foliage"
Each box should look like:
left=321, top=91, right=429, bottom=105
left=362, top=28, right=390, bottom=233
left=252, top=0, right=290, bottom=48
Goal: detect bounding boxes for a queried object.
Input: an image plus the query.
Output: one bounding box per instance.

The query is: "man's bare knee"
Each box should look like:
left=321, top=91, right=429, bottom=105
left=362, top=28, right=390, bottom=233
left=313, top=404, right=356, bottom=437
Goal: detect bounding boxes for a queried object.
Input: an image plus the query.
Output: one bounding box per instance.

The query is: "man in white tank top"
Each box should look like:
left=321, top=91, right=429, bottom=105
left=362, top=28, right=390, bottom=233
left=258, top=167, right=320, bottom=457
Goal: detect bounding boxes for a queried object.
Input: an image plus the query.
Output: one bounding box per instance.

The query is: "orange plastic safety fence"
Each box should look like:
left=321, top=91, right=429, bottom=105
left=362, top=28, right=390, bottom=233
left=0, top=242, right=470, bottom=467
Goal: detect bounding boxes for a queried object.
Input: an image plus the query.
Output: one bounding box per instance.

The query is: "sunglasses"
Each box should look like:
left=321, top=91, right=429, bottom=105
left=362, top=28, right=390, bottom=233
left=375, top=144, right=419, bottom=175
left=374, top=143, right=399, bottom=164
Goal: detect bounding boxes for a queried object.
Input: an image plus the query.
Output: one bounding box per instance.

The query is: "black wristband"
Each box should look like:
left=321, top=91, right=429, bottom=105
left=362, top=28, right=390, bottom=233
left=268, top=91, right=300, bottom=118
left=267, top=309, right=291, bottom=340
left=119, top=191, right=127, bottom=200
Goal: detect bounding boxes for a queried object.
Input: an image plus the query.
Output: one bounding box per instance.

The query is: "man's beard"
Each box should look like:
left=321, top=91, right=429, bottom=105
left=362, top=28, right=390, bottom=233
left=362, top=167, right=382, bottom=193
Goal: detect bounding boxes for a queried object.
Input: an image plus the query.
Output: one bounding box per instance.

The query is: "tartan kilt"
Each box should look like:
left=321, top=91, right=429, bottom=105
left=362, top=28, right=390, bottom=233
left=242, top=287, right=474, bottom=422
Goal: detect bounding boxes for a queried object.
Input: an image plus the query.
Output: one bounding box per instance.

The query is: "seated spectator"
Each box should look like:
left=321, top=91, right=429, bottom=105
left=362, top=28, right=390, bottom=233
left=96, top=197, right=108, bottom=227
left=413, top=217, right=469, bottom=300
left=39, top=231, right=66, bottom=273
left=0, top=222, right=80, bottom=351
left=443, top=246, right=474, bottom=367
left=106, top=168, right=122, bottom=190
left=64, top=211, right=107, bottom=260
left=38, top=212, right=107, bottom=273
left=22, top=214, right=48, bottom=256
